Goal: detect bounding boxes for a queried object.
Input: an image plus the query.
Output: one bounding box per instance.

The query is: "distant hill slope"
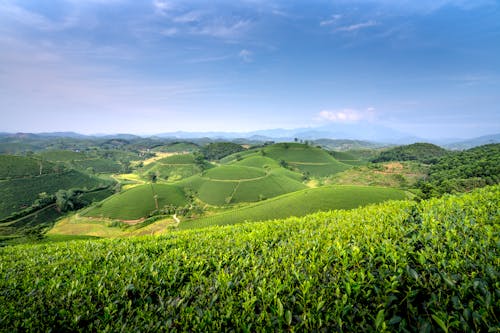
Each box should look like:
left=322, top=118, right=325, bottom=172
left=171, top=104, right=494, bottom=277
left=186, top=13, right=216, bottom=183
left=0, top=155, right=57, bottom=179
left=444, top=133, right=500, bottom=150
left=372, top=143, right=449, bottom=164
left=151, top=142, right=200, bottom=153
left=180, top=185, right=407, bottom=229
left=37, top=150, right=123, bottom=173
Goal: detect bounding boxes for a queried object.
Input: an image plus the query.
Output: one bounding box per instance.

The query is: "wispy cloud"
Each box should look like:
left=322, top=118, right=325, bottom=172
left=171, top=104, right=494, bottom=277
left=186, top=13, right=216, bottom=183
left=316, top=107, right=376, bottom=122
left=238, top=49, right=253, bottom=62
left=192, top=19, right=251, bottom=38
left=336, top=20, right=378, bottom=32
left=320, top=14, right=342, bottom=26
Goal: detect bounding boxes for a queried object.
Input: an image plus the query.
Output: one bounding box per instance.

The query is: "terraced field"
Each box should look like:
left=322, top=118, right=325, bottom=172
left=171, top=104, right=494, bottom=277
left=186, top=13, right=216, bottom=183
left=83, top=184, right=188, bottom=220
left=180, top=185, right=407, bottom=229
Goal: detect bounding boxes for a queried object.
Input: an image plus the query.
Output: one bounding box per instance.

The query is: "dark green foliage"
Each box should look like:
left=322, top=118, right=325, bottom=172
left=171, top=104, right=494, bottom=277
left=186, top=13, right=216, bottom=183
left=0, top=186, right=498, bottom=331
left=418, top=143, right=500, bottom=197
left=0, top=170, right=112, bottom=219
left=201, top=142, right=244, bottom=160
left=372, top=143, right=449, bottom=164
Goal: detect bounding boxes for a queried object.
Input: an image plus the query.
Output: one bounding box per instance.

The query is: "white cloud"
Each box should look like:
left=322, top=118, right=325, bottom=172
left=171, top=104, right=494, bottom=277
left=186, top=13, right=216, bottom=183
left=153, top=0, right=173, bottom=15
left=239, top=49, right=252, bottom=62
left=336, top=20, right=378, bottom=32
left=320, top=14, right=342, bottom=26
left=317, top=107, right=376, bottom=122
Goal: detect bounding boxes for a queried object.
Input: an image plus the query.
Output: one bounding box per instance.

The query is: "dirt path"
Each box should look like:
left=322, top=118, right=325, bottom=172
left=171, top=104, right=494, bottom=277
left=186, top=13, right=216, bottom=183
left=173, top=214, right=180, bottom=223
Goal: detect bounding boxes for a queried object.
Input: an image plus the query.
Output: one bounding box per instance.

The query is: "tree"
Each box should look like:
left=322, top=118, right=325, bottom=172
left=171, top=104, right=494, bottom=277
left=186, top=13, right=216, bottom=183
left=148, top=171, right=157, bottom=183
left=55, top=189, right=82, bottom=212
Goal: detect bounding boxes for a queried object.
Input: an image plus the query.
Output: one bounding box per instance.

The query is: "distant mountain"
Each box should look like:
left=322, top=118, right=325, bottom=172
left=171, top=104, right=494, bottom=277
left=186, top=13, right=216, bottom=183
left=444, top=134, right=500, bottom=150
left=37, top=132, right=89, bottom=139
left=155, top=123, right=421, bottom=144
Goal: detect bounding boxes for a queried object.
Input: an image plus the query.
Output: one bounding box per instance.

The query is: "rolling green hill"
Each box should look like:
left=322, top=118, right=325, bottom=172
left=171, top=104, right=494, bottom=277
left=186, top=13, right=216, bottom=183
left=178, top=164, right=307, bottom=205
left=83, top=184, right=188, bottom=220
left=1, top=186, right=497, bottom=331
left=263, top=143, right=351, bottom=177
left=372, top=142, right=449, bottom=164
left=222, top=143, right=351, bottom=177
left=180, top=185, right=407, bottom=229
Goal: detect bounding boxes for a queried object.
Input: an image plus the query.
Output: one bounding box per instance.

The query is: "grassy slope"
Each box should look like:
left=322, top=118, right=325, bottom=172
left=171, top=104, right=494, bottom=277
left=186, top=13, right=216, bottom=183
left=1, top=186, right=497, bottom=331
left=83, top=184, right=187, bottom=220
left=180, top=185, right=407, bottom=229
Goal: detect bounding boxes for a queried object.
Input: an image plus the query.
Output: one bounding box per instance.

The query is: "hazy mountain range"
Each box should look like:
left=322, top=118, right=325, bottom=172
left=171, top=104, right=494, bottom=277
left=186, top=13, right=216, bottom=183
left=1, top=128, right=498, bottom=150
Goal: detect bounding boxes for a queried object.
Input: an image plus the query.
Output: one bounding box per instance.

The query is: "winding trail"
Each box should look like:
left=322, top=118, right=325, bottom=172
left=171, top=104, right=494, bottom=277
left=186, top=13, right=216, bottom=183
left=173, top=214, right=180, bottom=223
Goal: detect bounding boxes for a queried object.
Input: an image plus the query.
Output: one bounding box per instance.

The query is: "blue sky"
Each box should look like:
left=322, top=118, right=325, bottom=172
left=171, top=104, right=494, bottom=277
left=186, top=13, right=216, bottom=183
left=0, top=0, right=499, bottom=139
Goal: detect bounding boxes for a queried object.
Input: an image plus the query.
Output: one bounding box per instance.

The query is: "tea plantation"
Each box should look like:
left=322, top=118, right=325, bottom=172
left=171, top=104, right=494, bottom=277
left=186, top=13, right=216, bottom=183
left=0, top=185, right=498, bottom=331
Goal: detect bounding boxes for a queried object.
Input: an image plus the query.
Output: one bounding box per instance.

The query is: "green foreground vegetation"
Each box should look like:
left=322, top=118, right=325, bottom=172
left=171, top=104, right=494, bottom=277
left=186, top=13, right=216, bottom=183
left=1, top=185, right=498, bottom=331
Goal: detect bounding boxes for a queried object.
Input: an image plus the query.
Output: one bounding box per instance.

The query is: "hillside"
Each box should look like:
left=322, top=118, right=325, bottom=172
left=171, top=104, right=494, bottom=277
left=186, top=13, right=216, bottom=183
left=83, top=184, right=188, bottom=220
left=180, top=185, right=407, bottom=229
left=372, top=143, right=449, bottom=164
left=0, top=153, right=113, bottom=221
left=1, top=185, right=497, bottom=331
left=419, top=143, right=500, bottom=197
left=0, top=155, right=56, bottom=179
left=37, top=149, right=125, bottom=174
